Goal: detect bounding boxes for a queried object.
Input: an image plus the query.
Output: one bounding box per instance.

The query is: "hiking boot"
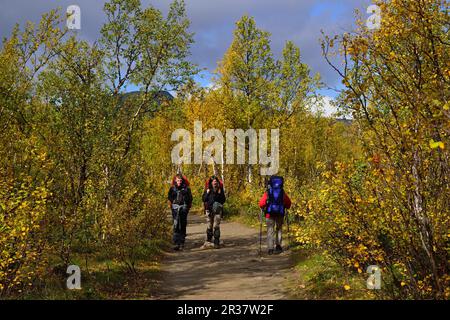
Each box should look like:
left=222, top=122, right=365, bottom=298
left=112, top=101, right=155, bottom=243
left=173, top=244, right=181, bottom=251
left=268, top=249, right=274, bottom=255
left=275, top=245, right=283, bottom=254
left=180, top=244, right=185, bottom=250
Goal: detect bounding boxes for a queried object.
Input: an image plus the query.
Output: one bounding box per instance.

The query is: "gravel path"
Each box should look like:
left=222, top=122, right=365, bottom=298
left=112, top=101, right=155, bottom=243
left=155, top=212, right=296, bottom=300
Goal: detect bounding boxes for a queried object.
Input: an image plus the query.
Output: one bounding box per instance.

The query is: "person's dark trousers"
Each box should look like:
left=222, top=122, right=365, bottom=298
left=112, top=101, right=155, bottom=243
left=205, top=202, right=223, bottom=245
left=172, top=208, right=188, bottom=245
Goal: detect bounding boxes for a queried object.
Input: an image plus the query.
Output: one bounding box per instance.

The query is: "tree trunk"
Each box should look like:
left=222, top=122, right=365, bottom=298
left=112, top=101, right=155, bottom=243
left=411, top=146, right=441, bottom=294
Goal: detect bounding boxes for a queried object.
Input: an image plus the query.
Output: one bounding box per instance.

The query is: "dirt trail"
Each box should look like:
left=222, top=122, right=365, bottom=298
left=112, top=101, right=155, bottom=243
left=155, top=212, right=297, bottom=300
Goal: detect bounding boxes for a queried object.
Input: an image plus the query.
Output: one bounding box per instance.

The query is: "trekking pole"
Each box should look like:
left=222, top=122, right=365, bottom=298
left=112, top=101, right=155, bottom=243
left=259, top=209, right=263, bottom=257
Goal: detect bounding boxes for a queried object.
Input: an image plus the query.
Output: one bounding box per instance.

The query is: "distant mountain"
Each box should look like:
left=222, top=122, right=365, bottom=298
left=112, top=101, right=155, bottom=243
left=335, top=118, right=353, bottom=126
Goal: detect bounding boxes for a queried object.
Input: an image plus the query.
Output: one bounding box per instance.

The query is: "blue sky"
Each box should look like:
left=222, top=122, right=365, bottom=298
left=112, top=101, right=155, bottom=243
left=0, top=0, right=372, bottom=101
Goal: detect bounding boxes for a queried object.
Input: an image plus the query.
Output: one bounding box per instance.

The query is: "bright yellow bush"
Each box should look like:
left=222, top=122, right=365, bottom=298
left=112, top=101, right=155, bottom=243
left=0, top=174, right=49, bottom=296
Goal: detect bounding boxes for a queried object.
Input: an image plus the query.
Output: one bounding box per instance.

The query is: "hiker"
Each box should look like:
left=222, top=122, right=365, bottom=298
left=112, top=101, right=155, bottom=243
left=202, top=175, right=226, bottom=249
left=259, top=176, right=291, bottom=255
left=168, top=174, right=193, bottom=251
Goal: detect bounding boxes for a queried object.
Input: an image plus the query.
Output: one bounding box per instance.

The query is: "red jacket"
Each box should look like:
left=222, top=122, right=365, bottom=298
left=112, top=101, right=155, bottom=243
left=259, top=192, right=292, bottom=218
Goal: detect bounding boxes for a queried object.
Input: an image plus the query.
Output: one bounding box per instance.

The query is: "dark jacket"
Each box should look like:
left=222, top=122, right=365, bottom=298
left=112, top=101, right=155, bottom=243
left=202, top=187, right=226, bottom=211
left=168, top=185, right=193, bottom=208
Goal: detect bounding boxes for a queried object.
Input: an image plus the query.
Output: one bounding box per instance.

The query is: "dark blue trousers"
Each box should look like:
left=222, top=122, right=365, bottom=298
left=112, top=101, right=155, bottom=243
left=172, top=208, right=188, bottom=245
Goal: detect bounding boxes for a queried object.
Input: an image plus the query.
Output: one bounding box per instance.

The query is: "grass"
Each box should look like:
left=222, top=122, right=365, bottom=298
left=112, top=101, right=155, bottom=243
left=226, top=209, right=262, bottom=227
left=17, top=240, right=170, bottom=300
left=223, top=196, right=262, bottom=227
left=288, top=248, right=377, bottom=300
left=26, top=261, right=161, bottom=299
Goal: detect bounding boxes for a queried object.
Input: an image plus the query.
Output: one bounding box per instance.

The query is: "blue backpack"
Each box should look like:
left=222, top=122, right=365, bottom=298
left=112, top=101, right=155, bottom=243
left=267, top=176, right=284, bottom=215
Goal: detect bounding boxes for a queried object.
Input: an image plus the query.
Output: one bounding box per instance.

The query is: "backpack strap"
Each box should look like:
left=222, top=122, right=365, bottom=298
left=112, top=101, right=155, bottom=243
left=172, top=185, right=188, bottom=204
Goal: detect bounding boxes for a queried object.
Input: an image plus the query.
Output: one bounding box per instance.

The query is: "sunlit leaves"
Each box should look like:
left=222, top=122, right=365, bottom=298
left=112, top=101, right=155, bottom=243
left=318, top=0, right=449, bottom=299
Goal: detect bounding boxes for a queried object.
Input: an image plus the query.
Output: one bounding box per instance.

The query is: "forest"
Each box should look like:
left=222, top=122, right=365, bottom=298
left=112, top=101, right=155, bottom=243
left=0, top=0, right=448, bottom=300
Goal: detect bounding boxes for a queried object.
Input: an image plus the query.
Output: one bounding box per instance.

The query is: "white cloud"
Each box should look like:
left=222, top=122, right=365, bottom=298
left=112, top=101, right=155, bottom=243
left=309, top=96, right=338, bottom=118
left=0, top=0, right=371, bottom=92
